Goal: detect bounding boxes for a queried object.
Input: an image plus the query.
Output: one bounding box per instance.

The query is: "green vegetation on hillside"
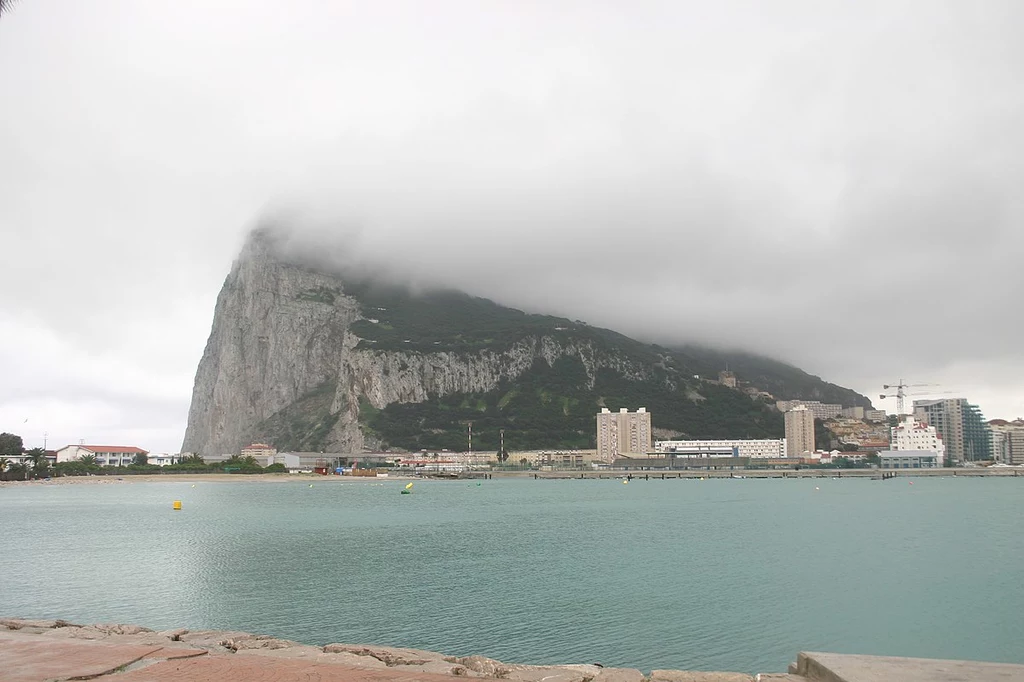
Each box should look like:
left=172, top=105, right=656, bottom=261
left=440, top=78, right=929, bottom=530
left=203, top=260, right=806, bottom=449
left=362, top=355, right=784, bottom=452
left=344, top=279, right=577, bottom=353
left=254, top=381, right=339, bottom=452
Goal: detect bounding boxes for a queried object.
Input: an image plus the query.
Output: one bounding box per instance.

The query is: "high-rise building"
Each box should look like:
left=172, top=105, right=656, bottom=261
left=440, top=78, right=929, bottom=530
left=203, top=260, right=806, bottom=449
left=890, top=416, right=945, bottom=463
left=596, top=408, right=651, bottom=461
left=988, top=419, right=1024, bottom=465
left=913, top=399, right=990, bottom=464
left=784, top=405, right=815, bottom=457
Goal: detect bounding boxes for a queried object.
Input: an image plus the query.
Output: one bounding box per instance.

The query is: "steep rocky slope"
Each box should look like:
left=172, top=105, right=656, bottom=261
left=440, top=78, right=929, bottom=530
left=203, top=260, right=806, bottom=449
left=182, top=229, right=870, bottom=455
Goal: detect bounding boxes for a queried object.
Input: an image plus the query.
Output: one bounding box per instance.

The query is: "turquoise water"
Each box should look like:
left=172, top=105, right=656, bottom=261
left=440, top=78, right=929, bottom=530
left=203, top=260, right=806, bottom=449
left=1, top=477, right=1021, bottom=674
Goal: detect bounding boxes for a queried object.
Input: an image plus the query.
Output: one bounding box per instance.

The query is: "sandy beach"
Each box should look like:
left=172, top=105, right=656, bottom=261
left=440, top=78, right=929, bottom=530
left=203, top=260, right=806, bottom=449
left=0, top=472, right=416, bottom=487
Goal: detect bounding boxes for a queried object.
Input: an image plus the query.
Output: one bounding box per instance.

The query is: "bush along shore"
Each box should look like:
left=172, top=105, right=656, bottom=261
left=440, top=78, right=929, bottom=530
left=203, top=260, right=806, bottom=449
left=0, top=618, right=766, bottom=682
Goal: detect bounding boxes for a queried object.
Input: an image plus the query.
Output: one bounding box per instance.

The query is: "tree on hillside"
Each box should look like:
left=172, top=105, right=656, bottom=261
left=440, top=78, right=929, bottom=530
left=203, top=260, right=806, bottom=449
left=0, top=432, right=24, bottom=455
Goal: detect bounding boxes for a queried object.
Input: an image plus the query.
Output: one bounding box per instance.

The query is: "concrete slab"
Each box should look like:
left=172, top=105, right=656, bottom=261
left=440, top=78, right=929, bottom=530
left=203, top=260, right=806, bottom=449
left=795, top=651, right=1024, bottom=682
left=113, top=654, right=484, bottom=682
left=650, top=671, right=754, bottom=682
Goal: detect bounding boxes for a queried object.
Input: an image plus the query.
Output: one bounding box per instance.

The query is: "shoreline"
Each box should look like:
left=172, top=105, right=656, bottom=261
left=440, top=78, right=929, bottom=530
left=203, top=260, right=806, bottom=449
left=2, top=466, right=1021, bottom=487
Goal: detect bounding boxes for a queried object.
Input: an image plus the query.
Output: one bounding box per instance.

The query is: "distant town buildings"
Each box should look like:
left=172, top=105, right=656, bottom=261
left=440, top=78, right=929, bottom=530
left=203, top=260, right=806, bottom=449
left=55, top=444, right=148, bottom=466
left=890, top=416, right=945, bottom=464
left=776, top=400, right=843, bottom=420
left=596, top=408, right=652, bottom=461
left=913, top=399, right=990, bottom=464
left=784, top=405, right=815, bottom=457
left=655, top=438, right=787, bottom=459
left=241, top=443, right=277, bottom=459
left=988, top=419, right=1024, bottom=465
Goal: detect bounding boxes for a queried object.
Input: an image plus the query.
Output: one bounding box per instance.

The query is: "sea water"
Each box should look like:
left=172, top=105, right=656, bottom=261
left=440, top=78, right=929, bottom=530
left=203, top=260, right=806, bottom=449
left=1, top=476, right=1021, bottom=674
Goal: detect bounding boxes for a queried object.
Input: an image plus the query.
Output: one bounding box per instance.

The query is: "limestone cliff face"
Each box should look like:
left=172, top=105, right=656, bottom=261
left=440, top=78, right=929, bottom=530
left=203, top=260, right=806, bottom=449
left=181, top=232, right=650, bottom=456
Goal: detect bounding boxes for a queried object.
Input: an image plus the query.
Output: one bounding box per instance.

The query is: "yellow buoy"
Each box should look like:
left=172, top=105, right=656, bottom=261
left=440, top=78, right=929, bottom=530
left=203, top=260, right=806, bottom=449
left=172, top=500, right=182, bottom=510
left=622, top=480, right=628, bottom=484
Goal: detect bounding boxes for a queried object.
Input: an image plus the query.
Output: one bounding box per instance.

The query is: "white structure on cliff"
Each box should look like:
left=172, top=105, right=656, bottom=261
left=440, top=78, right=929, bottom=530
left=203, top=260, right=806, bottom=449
left=655, top=439, right=786, bottom=459
left=776, top=400, right=842, bottom=420
left=596, top=408, right=651, bottom=461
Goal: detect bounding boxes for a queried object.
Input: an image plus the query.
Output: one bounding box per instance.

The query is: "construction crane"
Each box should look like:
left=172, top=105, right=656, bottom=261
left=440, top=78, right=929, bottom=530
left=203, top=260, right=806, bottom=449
left=880, top=381, right=941, bottom=417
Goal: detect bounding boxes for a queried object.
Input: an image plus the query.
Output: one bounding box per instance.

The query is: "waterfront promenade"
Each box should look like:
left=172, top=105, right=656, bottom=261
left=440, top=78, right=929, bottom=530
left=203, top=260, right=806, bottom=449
left=3, top=618, right=1024, bottom=682
left=495, top=467, right=1024, bottom=480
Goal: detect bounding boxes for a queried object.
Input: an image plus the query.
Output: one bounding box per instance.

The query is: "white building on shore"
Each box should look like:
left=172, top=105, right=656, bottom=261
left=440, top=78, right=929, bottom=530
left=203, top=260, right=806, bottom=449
left=890, top=416, right=945, bottom=465
left=655, top=439, right=786, bottom=459
left=55, top=444, right=148, bottom=467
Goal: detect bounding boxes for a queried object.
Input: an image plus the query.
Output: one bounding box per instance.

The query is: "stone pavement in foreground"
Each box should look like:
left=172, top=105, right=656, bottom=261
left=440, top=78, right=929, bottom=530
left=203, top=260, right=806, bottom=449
left=3, top=619, right=1024, bottom=682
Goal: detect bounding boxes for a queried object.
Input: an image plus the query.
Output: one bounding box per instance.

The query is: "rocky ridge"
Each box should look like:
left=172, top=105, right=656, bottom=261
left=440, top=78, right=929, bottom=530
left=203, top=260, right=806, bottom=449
left=182, top=231, right=657, bottom=456
left=181, top=228, right=870, bottom=456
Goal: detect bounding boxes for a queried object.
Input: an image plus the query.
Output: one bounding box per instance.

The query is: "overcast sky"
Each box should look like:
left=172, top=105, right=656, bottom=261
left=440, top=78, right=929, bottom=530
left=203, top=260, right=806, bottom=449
left=2, top=1, right=1022, bottom=452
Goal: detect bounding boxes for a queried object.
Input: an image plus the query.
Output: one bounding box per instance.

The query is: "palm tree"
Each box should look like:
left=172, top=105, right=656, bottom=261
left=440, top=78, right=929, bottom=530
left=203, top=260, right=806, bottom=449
left=79, top=454, right=98, bottom=467
left=25, top=449, right=49, bottom=478
left=0, top=1, right=17, bottom=18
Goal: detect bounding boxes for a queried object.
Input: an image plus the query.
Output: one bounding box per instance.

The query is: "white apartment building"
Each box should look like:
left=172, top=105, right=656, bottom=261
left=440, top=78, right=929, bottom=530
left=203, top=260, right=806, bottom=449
left=655, top=439, right=786, bottom=459
left=55, top=444, right=148, bottom=466
left=890, top=416, right=945, bottom=464
left=596, top=408, right=652, bottom=461
left=776, top=400, right=843, bottom=420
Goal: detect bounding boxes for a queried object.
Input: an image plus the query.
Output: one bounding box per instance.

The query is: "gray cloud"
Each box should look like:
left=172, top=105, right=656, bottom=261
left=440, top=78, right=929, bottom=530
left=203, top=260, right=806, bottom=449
left=2, top=0, right=1022, bottom=451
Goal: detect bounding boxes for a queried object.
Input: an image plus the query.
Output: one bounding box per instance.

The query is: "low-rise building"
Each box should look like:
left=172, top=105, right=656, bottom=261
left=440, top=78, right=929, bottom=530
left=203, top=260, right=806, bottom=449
left=879, top=450, right=941, bottom=469
left=777, top=400, right=843, bottom=420
left=655, top=439, right=786, bottom=459
left=241, top=443, right=277, bottom=459
left=55, top=444, right=148, bottom=467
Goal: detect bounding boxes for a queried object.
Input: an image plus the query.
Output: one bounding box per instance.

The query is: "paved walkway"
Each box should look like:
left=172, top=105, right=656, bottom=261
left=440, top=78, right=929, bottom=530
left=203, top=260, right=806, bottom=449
left=794, top=651, right=1024, bottom=682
